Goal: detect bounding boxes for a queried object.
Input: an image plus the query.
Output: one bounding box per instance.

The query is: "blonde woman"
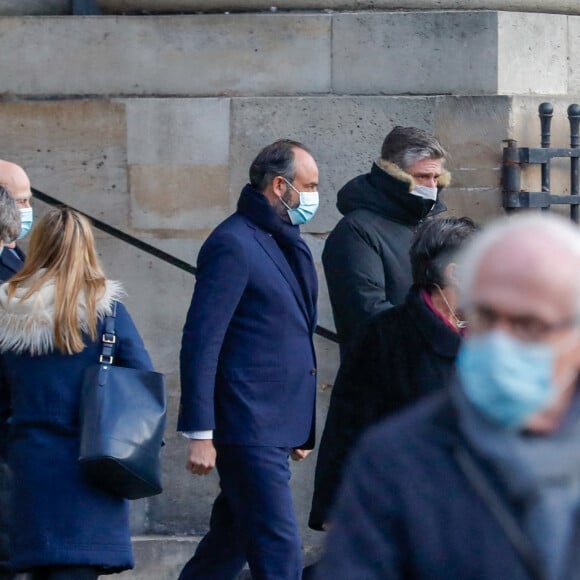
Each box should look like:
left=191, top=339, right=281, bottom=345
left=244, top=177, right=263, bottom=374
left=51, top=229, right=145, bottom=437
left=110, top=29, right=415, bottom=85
left=0, top=208, right=154, bottom=579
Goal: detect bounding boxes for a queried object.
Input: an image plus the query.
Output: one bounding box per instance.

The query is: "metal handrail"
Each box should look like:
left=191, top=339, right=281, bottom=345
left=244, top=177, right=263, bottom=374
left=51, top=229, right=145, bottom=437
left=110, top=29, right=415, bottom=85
left=32, top=187, right=340, bottom=344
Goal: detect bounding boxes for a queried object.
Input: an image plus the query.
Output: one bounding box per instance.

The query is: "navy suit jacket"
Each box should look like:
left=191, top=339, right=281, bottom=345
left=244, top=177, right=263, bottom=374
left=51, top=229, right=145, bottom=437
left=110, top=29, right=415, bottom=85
left=178, top=212, right=317, bottom=448
left=0, top=246, right=24, bottom=283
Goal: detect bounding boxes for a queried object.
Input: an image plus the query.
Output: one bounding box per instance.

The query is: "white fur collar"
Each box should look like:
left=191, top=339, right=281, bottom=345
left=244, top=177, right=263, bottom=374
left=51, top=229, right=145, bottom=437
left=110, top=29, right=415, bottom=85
left=0, top=276, right=124, bottom=355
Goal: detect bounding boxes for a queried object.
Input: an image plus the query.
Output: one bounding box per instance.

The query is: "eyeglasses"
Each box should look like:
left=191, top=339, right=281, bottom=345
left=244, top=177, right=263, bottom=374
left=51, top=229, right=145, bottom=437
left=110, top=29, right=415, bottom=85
left=468, top=305, right=578, bottom=343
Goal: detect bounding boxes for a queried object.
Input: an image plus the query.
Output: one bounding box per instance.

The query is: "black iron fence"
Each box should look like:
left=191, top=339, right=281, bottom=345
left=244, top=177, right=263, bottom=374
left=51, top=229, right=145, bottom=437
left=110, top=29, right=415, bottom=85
left=502, top=102, right=580, bottom=222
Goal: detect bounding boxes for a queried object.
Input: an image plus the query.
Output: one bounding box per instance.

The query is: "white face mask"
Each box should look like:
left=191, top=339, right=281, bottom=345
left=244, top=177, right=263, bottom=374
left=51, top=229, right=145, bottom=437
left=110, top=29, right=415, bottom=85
left=410, top=185, right=438, bottom=201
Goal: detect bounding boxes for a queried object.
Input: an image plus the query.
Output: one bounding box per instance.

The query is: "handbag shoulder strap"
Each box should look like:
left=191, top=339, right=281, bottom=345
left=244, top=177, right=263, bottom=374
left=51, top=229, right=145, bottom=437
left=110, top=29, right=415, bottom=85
left=99, top=301, right=118, bottom=365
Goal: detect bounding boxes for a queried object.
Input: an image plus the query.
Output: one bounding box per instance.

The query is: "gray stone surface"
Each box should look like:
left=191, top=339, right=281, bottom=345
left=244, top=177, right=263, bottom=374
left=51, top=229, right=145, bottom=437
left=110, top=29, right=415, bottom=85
left=123, top=98, right=232, bottom=231
left=0, top=12, right=570, bottom=97
left=0, top=100, right=129, bottom=227
left=0, top=15, right=330, bottom=97
left=498, top=12, right=567, bottom=95
left=96, top=0, right=580, bottom=15
left=568, top=16, right=580, bottom=95
left=230, top=96, right=437, bottom=234
left=333, top=11, right=499, bottom=96
left=433, top=96, right=512, bottom=224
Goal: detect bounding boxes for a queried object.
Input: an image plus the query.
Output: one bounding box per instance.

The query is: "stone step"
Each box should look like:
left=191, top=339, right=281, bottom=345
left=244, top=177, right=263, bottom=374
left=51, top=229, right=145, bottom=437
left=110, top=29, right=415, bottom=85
left=112, top=535, right=323, bottom=579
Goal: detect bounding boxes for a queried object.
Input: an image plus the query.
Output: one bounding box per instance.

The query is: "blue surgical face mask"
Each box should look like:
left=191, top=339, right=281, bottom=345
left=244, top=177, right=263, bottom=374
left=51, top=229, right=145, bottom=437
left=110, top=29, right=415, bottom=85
left=18, top=207, right=33, bottom=239
left=410, top=184, right=438, bottom=201
left=457, top=330, right=558, bottom=428
left=281, top=178, right=319, bottom=225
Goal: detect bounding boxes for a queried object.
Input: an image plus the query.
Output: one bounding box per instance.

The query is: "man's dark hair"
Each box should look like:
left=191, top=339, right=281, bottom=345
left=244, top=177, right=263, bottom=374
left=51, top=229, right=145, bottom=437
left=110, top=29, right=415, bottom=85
left=411, top=217, right=479, bottom=290
left=381, top=126, right=447, bottom=170
left=0, top=185, right=20, bottom=243
left=249, top=139, right=311, bottom=191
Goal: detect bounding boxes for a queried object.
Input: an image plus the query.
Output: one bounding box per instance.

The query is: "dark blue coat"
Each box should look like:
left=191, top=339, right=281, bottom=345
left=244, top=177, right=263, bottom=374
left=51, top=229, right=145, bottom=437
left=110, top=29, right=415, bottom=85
left=0, top=301, right=153, bottom=573
left=0, top=246, right=24, bottom=284
left=178, top=211, right=317, bottom=448
left=315, top=392, right=580, bottom=580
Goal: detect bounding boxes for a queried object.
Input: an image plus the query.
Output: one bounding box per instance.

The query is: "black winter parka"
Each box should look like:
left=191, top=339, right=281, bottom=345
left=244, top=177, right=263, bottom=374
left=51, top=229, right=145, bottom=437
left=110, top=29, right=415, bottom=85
left=322, top=160, right=448, bottom=346
left=309, top=287, right=461, bottom=530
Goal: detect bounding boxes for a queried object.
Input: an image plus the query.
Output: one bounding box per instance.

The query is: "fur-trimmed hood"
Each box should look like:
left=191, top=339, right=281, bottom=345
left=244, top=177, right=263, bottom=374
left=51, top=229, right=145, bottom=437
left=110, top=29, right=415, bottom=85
left=375, top=159, right=451, bottom=191
left=336, top=160, right=448, bottom=224
left=0, top=275, right=124, bottom=355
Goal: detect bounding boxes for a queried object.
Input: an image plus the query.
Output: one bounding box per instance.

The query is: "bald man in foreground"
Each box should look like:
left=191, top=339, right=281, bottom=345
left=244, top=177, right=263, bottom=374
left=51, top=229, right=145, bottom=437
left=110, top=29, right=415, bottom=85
left=316, top=213, right=580, bottom=580
left=0, top=161, right=33, bottom=282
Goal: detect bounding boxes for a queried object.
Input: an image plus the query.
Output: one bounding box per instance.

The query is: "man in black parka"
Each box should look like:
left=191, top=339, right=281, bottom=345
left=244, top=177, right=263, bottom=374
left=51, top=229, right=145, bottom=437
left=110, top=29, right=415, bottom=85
left=310, top=217, right=478, bottom=532
left=322, top=126, right=450, bottom=351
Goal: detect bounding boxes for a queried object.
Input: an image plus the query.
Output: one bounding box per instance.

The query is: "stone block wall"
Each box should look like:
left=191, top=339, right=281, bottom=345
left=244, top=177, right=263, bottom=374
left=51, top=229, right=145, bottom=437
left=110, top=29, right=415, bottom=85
left=0, top=8, right=578, bottom=577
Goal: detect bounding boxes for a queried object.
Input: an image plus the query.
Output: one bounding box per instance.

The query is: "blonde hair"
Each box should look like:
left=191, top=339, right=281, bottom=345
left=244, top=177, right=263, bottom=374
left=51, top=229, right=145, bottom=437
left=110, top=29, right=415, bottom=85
left=8, top=207, right=107, bottom=354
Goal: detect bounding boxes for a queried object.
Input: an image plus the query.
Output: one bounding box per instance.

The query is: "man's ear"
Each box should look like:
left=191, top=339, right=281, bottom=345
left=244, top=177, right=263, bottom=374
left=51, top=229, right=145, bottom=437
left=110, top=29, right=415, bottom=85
left=271, top=176, right=287, bottom=200
left=444, top=262, right=458, bottom=286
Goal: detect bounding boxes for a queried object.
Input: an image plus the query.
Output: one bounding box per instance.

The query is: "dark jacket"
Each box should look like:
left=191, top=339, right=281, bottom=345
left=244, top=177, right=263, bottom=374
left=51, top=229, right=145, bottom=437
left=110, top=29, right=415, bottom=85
left=178, top=185, right=317, bottom=448
left=0, top=246, right=24, bottom=284
left=322, top=160, right=448, bottom=346
left=0, top=245, right=23, bottom=577
left=0, top=285, right=153, bottom=573
left=315, top=392, right=580, bottom=580
left=309, top=287, right=460, bottom=530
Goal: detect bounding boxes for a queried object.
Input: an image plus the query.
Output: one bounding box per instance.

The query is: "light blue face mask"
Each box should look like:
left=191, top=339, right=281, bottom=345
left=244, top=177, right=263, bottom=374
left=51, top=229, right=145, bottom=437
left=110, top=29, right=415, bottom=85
left=457, top=330, right=557, bottom=428
left=281, top=178, right=319, bottom=226
left=18, top=207, right=33, bottom=239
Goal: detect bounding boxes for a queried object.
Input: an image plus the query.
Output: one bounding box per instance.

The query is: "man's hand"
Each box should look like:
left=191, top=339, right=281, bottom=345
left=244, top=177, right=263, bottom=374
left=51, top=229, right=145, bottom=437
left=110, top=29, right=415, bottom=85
left=186, top=439, right=216, bottom=475
left=290, top=448, right=312, bottom=462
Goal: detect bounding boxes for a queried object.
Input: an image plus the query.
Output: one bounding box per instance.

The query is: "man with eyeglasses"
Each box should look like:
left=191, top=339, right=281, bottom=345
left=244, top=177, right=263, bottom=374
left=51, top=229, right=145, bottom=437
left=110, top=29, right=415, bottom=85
left=0, top=160, right=34, bottom=283
left=316, top=213, right=580, bottom=580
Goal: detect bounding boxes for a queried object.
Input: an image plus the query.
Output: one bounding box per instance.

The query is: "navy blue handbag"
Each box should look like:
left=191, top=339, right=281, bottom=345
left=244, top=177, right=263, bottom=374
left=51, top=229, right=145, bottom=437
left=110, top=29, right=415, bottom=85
left=78, top=302, right=166, bottom=499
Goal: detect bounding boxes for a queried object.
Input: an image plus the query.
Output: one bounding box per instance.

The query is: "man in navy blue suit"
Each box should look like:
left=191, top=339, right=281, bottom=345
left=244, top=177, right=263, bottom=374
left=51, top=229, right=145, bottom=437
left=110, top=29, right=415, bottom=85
left=178, top=139, right=320, bottom=580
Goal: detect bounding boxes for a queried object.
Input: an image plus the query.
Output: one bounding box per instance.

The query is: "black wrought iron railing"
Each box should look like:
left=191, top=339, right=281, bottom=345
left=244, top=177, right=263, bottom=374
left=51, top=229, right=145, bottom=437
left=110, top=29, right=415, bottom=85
left=32, top=187, right=340, bottom=343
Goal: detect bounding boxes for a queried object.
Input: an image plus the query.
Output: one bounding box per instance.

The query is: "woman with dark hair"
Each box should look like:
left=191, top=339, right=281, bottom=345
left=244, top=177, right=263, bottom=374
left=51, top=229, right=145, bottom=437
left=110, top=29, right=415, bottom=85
left=0, top=208, right=155, bottom=579
left=309, top=216, right=479, bottom=532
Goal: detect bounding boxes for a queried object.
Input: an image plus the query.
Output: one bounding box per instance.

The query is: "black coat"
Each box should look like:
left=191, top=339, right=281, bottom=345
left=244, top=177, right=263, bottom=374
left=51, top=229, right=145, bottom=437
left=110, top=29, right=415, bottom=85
left=0, top=246, right=22, bottom=575
left=309, top=287, right=461, bottom=530
left=322, top=161, right=447, bottom=346
left=315, top=391, right=576, bottom=579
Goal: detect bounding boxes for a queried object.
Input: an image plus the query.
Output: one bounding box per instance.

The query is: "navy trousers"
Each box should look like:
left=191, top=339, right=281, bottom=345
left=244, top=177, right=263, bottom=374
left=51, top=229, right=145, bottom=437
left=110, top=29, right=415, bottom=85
left=178, top=445, right=302, bottom=580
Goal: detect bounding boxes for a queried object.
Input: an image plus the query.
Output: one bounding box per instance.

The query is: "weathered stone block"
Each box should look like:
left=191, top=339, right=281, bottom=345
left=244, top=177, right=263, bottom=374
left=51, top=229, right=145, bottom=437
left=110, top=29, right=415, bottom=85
left=0, top=100, right=128, bottom=226
left=498, top=12, right=567, bottom=95
left=231, top=96, right=437, bottom=233
left=333, top=12, right=500, bottom=95
left=124, top=98, right=230, bottom=165
left=433, top=96, right=511, bottom=222
left=567, top=17, right=580, bottom=95
left=124, top=98, right=232, bottom=230
left=0, top=15, right=331, bottom=97
left=129, top=164, right=231, bottom=230
left=333, top=11, right=568, bottom=96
